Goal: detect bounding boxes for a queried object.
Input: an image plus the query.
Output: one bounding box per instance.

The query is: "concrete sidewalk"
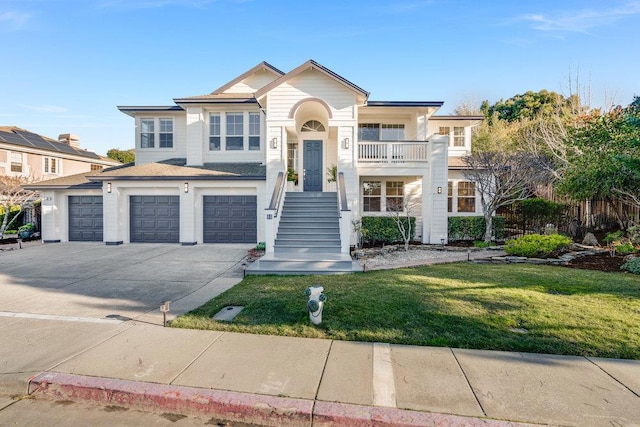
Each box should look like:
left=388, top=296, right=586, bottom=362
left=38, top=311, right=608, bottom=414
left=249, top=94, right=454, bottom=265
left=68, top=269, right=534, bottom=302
left=2, top=319, right=640, bottom=426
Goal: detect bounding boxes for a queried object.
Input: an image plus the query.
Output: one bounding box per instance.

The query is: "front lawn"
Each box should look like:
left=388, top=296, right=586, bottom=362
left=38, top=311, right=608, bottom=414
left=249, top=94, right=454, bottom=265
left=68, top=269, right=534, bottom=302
left=171, top=263, right=640, bottom=359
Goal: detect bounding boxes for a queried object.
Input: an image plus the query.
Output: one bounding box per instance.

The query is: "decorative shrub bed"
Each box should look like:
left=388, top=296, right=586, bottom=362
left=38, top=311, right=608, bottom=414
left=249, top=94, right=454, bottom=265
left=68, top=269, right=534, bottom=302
left=504, top=234, right=573, bottom=258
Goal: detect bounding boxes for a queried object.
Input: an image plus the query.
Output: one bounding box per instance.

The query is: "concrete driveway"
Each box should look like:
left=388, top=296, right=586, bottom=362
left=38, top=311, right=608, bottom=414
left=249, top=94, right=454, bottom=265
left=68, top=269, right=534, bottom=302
left=0, top=242, right=251, bottom=323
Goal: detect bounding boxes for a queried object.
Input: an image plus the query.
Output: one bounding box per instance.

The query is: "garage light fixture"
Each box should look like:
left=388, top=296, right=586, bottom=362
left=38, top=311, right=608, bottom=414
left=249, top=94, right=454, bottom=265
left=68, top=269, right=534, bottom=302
left=107, top=182, right=112, bottom=193
left=437, top=186, right=442, bottom=194
left=271, top=137, right=278, bottom=149
left=184, top=182, right=189, bottom=193
left=342, top=137, right=350, bottom=149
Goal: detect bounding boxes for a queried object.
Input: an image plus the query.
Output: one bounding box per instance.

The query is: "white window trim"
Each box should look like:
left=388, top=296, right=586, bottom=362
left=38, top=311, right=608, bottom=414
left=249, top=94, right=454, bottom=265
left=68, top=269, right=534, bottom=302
left=207, top=111, right=263, bottom=152
left=138, top=117, right=175, bottom=150
left=362, top=179, right=406, bottom=213
left=43, top=156, right=62, bottom=175
left=448, top=179, right=477, bottom=214
left=357, top=123, right=407, bottom=141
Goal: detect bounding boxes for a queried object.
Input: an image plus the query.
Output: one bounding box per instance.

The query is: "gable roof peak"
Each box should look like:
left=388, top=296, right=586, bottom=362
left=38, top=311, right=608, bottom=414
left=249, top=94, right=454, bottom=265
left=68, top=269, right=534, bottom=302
left=255, top=59, right=369, bottom=99
left=211, top=61, right=285, bottom=95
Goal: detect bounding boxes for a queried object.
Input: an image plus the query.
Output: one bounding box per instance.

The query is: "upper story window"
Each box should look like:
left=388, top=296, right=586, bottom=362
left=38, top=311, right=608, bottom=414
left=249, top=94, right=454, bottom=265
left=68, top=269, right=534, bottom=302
left=381, top=124, right=405, bottom=141
left=358, top=124, right=405, bottom=141
left=208, top=111, right=262, bottom=152
left=10, top=152, right=23, bottom=173
left=453, top=127, right=465, bottom=147
left=91, top=164, right=103, bottom=171
left=43, top=157, right=60, bottom=174
left=159, top=118, right=174, bottom=148
left=439, top=126, right=466, bottom=148
left=140, top=118, right=173, bottom=149
left=301, top=120, right=325, bottom=132
left=249, top=112, right=260, bottom=150
left=226, top=112, right=244, bottom=150
left=140, top=119, right=155, bottom=148
left=209, top=113, right=221, bottom=151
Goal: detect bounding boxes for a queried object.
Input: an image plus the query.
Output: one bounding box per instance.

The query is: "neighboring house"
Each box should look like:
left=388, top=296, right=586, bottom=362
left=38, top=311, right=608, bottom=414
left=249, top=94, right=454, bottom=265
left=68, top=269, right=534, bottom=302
left=29, top=60, right=482, bottom=273
left=1, top=127, right=121, bottom=227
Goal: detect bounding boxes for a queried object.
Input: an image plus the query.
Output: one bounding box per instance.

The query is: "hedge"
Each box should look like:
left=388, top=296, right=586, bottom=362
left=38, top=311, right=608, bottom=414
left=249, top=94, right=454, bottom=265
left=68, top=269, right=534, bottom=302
left=504, top=234, right=572, bottom=258
left=361, top=216, right=416, bottom=246
left=448, top=216, right=505, bottom=241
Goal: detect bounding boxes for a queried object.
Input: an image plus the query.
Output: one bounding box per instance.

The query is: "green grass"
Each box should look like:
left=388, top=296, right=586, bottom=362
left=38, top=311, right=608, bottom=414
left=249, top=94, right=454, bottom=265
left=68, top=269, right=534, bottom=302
left=171, top=263, right=640, bottom=359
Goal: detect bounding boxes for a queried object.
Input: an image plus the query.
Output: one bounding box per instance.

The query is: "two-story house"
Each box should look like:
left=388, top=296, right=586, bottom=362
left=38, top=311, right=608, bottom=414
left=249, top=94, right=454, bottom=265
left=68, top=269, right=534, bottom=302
left=30, top=60, right=482, bottom=274
left=1, top=127, right=121, bottom=228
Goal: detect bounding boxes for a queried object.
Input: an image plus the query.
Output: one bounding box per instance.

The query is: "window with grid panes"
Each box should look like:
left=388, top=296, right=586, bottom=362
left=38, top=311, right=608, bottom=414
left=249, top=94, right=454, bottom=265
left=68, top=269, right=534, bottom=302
left=385, top=181, right=404, bottom=212
left=380, top=124, right=405, bottom=141
left=457, top=181, right=476, bottom=212
left=453, top=127, right=465, bottom=147
left=226, top=113, right=243, bottom=150
left=140, top=119, right=155, bottom=148
left=159, top=118, right=173, bottom=148
left=249, top=112, right=260, bottom=150
left=358, top=124, right=380, bottom=141
left=10, top=152, right=22, bottom=172
left=363, top=181, right=382, bottom=212
left=448, top=181, right=453, bottom=212
left=209, top=113, right=221, bottom=150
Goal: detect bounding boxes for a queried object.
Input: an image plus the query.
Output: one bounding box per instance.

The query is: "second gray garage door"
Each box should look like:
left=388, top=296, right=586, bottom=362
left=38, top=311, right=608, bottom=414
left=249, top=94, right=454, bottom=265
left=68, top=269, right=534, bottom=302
left=203, top=196, right=256, bottom=243
left=130, top=196, right=180, bottom=243
left=69, top=195, right=103, bottom=241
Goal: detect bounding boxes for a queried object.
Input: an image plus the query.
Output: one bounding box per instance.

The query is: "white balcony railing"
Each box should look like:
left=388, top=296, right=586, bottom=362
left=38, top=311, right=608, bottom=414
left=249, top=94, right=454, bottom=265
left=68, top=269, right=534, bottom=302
left=357, top=141, right=429, bottom=164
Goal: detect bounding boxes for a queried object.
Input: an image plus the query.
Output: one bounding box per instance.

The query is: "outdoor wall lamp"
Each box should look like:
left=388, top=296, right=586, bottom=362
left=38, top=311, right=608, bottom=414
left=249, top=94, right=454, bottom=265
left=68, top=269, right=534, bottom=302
left=184, top=182, right=189, bottom=193
left=107, top=182, right=112, bottom=193
left=342, top=137, right=350, bottom=149
left=437, top=186, right=442, bottom=194
left=271, top=137, right=278, bottom=149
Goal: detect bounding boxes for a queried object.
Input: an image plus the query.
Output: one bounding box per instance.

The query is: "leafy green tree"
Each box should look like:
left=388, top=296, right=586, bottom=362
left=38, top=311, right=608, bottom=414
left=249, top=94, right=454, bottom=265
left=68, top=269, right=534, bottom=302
left=483, top=90, right=577, bottom=123
left=107, top=148, right=135, bottom=164
left=556, top=97, right=640, bottom=227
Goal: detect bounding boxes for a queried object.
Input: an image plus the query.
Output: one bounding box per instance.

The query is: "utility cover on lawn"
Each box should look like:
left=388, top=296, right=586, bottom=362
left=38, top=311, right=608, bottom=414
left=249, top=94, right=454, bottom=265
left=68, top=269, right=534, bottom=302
left=212, top=306, right=244, bottom=321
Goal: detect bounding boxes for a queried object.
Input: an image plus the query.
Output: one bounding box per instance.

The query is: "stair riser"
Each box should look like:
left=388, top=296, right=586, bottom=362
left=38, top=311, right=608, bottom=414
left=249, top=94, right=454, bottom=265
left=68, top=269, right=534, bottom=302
left=275, top=247, right=342, bottom=254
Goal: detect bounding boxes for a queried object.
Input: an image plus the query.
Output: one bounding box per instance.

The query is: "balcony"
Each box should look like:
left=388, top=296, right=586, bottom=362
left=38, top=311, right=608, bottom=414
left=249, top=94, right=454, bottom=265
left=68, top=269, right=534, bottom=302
left=357, top=140, right=429, bottom=164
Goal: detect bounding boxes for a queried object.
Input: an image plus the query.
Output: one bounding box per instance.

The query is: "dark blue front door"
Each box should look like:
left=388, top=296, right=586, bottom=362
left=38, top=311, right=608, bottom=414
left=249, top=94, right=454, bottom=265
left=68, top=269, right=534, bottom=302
left=303, top=140, right=323, bottom=191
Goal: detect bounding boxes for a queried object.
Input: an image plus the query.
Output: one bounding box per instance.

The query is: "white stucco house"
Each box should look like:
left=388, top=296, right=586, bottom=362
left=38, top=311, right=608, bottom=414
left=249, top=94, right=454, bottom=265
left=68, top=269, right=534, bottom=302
left=30, top=60, right=482, bottom=273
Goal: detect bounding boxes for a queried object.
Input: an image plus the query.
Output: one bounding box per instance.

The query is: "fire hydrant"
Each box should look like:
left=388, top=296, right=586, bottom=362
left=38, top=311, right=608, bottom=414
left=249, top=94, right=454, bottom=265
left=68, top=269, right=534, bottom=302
left=305, top=285, right=326, bottom=325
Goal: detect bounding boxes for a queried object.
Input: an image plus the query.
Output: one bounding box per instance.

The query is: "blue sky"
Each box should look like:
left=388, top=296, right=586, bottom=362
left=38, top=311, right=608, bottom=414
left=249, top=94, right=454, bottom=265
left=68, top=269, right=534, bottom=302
left=1, top=0, right=638, bottom=156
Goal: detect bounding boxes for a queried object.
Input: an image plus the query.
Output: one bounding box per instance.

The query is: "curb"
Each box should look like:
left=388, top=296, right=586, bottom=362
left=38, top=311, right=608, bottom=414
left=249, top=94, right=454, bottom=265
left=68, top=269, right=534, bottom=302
left=28, top=372, right=539, bottom=426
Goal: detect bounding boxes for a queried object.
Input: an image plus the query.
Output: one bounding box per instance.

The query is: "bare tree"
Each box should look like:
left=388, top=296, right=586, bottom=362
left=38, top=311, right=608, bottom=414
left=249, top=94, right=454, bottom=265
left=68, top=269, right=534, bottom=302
left=0, top=176, right=38, bottom=238
left=387, top=196, right=417, bottom=251
left=463, top=150, right=550, bottom=243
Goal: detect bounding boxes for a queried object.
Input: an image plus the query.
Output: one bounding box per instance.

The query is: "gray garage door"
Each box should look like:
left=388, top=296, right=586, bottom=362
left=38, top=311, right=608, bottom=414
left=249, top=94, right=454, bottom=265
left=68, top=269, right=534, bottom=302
left=130, top=196, right=180, bottom=243
left=69, top=195, right=103, bottom=241
left=203, top=196, right=256, bottom=243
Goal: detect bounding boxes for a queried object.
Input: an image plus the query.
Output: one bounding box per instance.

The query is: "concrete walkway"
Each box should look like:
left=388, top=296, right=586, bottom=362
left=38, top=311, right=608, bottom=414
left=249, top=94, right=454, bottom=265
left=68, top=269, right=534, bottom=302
left=2, top=318, right=640, bottom=426
left=1, top=244, right=639, bottom=425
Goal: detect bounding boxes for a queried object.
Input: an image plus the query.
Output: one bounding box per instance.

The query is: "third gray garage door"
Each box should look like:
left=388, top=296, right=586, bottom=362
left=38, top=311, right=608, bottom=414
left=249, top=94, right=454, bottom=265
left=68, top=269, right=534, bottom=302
left=203, top=195, right=256, bottom=243
left=130, top=196, right=180, bottom=243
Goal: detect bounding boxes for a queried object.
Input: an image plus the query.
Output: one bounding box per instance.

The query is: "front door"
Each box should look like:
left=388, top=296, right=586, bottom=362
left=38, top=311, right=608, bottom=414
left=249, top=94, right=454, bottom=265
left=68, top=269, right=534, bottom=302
left=303, top=140, right=323, bottom=191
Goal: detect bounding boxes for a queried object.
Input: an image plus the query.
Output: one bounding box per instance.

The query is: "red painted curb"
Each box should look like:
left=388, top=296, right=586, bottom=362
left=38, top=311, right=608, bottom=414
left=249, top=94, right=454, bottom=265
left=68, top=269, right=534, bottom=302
left=312, top=401, right=539, bottom=427
left=28, top=372, right=540, bottom=427
left=29, top=372, right=313, bottom=426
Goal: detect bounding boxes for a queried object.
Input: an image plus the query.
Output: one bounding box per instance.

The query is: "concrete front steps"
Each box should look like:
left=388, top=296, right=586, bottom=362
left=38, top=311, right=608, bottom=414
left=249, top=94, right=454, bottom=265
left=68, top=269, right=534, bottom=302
left=246, top=191, right=362, bottom=275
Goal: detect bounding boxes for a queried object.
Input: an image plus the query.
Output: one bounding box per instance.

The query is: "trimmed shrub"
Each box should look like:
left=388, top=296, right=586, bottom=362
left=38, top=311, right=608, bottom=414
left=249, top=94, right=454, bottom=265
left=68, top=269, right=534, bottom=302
left=504, top=234, right=572, bottom=258
left=621, top=257, right=640, bottom=274
left=603, top=230, right=624, bottom=244
left=615, top=243, right=636, bottom=255
left=448, top=216, right=505, bottom=241
left=361, top=216, right=415, bottom=246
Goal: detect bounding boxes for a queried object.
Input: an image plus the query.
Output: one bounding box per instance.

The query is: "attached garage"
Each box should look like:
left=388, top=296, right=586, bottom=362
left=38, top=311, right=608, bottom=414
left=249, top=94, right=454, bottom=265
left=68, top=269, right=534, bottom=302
left=203, top=195, right=257, bottom=243
left=68, top=196, right=104, bottom=241
left=130, top=196, right=180, bottom=243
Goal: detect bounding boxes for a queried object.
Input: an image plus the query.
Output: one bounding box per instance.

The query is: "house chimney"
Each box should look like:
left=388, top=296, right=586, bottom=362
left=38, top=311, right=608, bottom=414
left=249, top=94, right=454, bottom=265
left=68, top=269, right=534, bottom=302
left=58, top=133, right=80, bottom=148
